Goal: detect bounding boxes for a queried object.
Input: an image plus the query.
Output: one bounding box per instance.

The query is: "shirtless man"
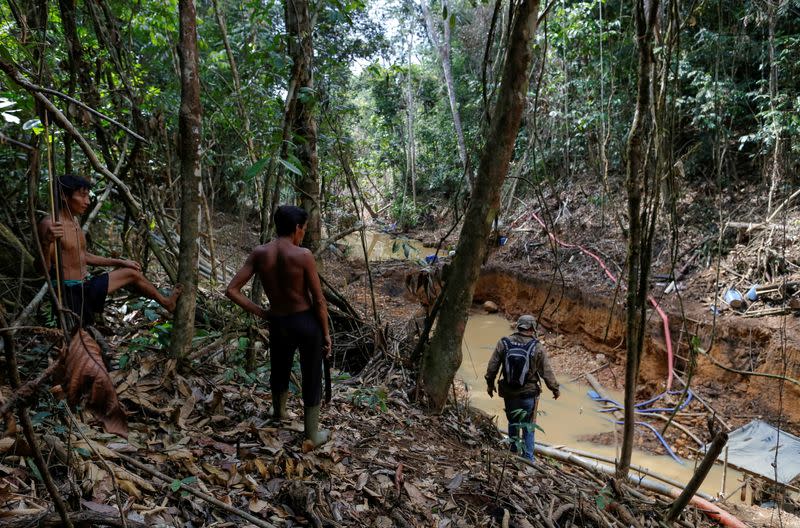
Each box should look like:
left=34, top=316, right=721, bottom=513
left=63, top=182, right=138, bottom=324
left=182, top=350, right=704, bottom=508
left=226, top=205, right=331, bottom=447
left=38, top=174, right=181, bottom=327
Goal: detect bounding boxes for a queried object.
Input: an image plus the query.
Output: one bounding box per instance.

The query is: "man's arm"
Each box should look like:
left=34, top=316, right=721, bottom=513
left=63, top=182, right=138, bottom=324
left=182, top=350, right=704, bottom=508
left=85, top=253, right=141, bottom=270
left=303, top=250, right=331, bottom=357
left=536, top=349, right=560, bottom=397
left=484, top=340, right=504, bottom=396
left=225, top=252, right=267, bottom=319
left=36, top=217, right=61, bottom=274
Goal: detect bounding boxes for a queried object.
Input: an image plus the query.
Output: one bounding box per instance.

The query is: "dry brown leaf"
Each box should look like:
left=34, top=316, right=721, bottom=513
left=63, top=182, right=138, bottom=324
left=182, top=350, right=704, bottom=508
left=249, top=498, right=269, bottom=513
left=117, top=478, right=142, bottom=499
left=252, top=458, right=270, bottom=478
left=403, top=482, right=431, bottom=509
left=0, top=437, right=16, bottom=454
left=60, top=330, right=128, bottom=438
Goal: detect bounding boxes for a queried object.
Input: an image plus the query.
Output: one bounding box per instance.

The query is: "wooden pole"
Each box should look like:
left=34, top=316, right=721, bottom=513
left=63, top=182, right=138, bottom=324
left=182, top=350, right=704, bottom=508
left=666, top=431, right=728, bottom=523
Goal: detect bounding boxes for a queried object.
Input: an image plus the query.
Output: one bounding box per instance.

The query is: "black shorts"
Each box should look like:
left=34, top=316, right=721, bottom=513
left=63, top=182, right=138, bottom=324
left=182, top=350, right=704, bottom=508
left=267, top=309, right=324, bottom=407
left=58, top=273, right=109, bottom=326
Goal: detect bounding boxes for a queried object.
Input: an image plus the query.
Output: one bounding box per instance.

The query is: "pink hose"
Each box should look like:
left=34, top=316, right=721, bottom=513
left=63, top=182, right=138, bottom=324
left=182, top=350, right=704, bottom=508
left=526, top=212, right=674, bottom=390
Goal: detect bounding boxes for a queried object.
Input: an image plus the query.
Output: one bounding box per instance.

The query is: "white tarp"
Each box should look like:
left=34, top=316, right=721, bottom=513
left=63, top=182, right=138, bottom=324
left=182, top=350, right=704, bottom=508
left=716, top=420, right=800, bottom=484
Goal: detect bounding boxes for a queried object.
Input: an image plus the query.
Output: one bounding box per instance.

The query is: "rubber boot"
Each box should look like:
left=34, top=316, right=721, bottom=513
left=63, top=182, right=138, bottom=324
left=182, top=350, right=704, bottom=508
left=272, top=391, right=289, bottom=421
left=303, top=405, right=330, bottom=448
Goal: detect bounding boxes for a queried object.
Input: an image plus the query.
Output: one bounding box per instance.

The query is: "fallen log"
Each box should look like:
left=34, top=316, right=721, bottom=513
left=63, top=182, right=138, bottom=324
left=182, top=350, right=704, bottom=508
left=533, top=444, right=746, bottom=528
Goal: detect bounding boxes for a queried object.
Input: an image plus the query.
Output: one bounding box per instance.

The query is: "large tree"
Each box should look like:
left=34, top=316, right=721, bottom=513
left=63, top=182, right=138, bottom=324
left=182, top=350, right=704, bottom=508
left=285, top=0, right=321, bottom=254
left=169, top=0, right=202, bottom=363
left=421, top=0, right=542, bottom=410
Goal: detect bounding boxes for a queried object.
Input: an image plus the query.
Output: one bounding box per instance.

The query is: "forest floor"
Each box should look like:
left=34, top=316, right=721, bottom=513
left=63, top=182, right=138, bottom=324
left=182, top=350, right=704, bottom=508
left=2, top=181, right=800, bottom=527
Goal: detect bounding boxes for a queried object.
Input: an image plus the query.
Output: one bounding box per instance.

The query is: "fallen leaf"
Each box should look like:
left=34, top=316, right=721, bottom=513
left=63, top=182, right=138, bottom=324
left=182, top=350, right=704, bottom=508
left=60, top=330, right=128, bottom=437
left=403, top=482, right=431, bottom=509
left=249, top=498, right=269, bottom=513
left=445, top=473, right=464, bottom=491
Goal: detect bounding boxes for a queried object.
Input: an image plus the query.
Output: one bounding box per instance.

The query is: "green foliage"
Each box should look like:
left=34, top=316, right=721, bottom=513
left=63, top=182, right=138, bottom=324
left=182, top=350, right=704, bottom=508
left=594, top=484, right=613, bottom=510
left=348, top=386, right=388, bottom=412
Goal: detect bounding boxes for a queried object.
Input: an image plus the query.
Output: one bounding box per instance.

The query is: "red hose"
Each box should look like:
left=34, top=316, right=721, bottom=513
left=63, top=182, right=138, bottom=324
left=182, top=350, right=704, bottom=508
left=527, top=212, right=674, bottom=390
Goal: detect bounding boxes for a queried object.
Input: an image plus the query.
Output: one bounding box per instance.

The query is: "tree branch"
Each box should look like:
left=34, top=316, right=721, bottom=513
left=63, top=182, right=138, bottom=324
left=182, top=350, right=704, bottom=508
left=116, top=452, right=278, bottom=528
left=0, top=131, right=34, bottom=150
left=0, top=57, right=142, bottom=214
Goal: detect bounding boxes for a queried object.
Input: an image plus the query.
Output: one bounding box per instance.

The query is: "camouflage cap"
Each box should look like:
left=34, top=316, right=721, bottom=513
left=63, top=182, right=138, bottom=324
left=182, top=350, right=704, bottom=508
left=516, top=314, right=536, bottom=331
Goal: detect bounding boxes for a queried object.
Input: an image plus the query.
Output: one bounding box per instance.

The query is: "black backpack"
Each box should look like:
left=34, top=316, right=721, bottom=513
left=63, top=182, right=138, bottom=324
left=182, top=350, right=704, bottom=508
left=501, top=337, right=537, bottom=388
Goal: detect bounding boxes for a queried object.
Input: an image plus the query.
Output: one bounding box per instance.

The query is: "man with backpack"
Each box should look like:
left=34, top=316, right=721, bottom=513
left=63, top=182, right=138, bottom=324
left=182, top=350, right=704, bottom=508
left=485, top=314, right=560, bottom=461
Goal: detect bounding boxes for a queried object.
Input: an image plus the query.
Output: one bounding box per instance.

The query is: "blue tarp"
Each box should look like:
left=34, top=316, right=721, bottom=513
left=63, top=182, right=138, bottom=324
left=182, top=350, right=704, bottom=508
left=713, top=420, right=800, bottom=484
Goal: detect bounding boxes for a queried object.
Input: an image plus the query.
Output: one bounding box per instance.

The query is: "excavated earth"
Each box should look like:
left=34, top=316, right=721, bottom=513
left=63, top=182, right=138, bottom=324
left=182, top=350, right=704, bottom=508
left=471, top=266, right=800, bottom=435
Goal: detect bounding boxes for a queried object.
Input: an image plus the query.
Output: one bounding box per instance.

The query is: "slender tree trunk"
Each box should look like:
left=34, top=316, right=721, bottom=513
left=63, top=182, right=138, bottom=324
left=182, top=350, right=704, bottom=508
left=211, top=0, right=256, bottom=163
left=285, top=0, right=321, bottom=254
left=406, top=29, right=417, bottom=206
left=765, top=0, right=783, bottom=217
left=617, top=0, right=659, bottom=479
left=421, top=0, right=541, bottom=410
left=169, top=0, right=202, bottom=363
left=420, top=0, right=471, bottom=190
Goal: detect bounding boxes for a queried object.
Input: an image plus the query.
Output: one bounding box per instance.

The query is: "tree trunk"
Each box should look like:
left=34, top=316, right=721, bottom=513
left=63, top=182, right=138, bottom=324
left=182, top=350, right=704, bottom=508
left=0, top=222, right=35, bottom=278
left=406, top=29, right=417, bottom=206
left=420, top=0, right=471, bottom=191
left=420, top=0, right=541, bottom=411
left=169, top=0, right=202, bottom=363
left=285, top=0, right=321, bottom=254
left=617, top=0, right=659, bottom=479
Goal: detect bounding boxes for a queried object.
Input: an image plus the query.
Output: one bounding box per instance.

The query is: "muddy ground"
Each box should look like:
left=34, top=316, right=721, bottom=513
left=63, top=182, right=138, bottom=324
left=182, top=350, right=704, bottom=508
left=319, top=183, right=800, bottom=445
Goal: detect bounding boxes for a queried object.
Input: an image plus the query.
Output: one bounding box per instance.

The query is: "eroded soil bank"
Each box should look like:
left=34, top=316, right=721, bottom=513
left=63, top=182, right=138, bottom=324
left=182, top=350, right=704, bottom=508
left=472, top=265, right=800, bottom=434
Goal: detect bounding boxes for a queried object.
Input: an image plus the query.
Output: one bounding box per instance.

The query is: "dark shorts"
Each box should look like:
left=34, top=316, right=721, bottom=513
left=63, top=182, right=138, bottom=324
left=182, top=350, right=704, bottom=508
left=267, top=309, right=324, bottom=407
left=57, top=273, right=109, bottom=326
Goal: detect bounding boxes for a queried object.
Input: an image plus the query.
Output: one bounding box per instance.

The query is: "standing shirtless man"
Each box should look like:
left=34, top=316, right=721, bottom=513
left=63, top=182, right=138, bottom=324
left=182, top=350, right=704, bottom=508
left=37, top=174, right=181, bottom=327
left=226, top=205, right=331, bottom=447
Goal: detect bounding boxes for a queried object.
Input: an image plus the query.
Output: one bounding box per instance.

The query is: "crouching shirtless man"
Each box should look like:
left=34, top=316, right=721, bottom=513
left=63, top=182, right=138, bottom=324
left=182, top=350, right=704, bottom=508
left=226, top=205, right=331, bottom=448
left=37, top=174, right=182, bottom=327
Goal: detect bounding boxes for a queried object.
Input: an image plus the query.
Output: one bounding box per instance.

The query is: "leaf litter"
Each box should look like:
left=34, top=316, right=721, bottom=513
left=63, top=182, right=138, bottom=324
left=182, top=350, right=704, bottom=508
left=3, top=321, right=767, bottom=528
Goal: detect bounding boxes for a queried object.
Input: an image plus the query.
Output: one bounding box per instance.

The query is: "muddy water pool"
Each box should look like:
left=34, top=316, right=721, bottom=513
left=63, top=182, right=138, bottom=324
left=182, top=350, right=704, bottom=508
left=459, top=313, right=743, bottom=499
left=342, top=232, right=447, bottom=262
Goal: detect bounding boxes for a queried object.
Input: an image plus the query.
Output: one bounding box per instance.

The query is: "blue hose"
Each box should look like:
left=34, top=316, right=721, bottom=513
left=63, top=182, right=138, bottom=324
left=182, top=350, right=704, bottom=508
left=587, top=389, right=689, bottom=464
left=588, top=389, right=693, bottom=414
left=612, top=420, right=684, bottom=464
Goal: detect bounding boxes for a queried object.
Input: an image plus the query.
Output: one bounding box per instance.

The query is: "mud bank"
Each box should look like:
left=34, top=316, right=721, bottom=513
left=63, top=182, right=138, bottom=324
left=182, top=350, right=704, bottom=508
left=473, top=265, right=800, bottom=431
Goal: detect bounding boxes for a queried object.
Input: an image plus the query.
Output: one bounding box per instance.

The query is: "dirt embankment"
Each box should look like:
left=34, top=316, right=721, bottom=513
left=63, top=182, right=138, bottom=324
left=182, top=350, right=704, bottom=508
left=473, top=266, right=800, bottom=434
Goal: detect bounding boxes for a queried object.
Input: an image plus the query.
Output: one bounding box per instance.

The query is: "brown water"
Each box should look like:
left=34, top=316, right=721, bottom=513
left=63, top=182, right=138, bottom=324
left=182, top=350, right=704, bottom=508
left=343, top=231, right=446, bottom=262
left=459, top=313, right=744, bottom=499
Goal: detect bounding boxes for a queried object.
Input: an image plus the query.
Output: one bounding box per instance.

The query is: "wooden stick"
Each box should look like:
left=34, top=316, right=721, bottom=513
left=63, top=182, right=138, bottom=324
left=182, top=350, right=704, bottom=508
left=666, top=432, right=728, bottom=522
left=312, top=223, right=364, bottom=258
left=0, top=360, right=60, bottom=417
left=0, top=511, right=146, bottom=528
left=116, top=452, right=277, bottom=528
left=568, top=363, right=608, bottom=383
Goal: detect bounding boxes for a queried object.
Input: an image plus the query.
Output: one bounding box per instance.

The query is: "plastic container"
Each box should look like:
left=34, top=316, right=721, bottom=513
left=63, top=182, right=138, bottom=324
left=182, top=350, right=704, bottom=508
left=746, top=284, right=759, bottom=301
left=723, top=289, right=744, bottom=308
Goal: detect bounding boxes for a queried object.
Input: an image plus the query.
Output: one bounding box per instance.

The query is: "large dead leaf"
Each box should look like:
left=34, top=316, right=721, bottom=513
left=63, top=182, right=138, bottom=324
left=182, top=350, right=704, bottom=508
left=60, top=330, right=128, bottom=438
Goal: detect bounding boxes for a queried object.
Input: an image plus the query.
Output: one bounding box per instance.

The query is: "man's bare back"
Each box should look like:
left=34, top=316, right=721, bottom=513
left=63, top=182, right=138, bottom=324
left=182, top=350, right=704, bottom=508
left=226, top=210, right=330, bottom=354
left=253, top=239, right=315, bottom=316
